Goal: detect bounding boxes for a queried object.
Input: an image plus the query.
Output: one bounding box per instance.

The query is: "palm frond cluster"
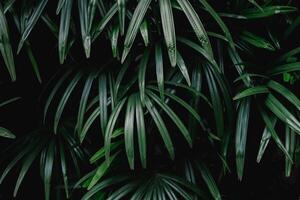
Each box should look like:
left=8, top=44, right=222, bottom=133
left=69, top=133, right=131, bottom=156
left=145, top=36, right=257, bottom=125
left=1, top=0, right=300, bottom=199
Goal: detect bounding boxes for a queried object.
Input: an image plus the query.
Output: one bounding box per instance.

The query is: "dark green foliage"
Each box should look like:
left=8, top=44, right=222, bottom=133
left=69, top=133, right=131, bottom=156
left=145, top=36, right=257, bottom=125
left=0, top=0, right=300, bottom=199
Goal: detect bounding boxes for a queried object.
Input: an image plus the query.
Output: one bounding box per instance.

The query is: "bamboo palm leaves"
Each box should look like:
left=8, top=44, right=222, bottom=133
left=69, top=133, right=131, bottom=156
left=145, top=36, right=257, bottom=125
left=159, top=0, right=176, bottom=66
left=0, top=128, right=86, bottom=200
left=121, top=0, right=152, bottom=62
left=0, top=4, right=16, bottom=81
left=234, top=79, right=300, bottom=179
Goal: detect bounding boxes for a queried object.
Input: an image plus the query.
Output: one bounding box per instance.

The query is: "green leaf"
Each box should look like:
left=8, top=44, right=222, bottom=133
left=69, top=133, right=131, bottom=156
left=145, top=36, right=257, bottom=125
left=121, top=0, right=152, bottom=63
left=233, top=86, right=269, bottom=100
left=13, top=143, right=43, bottom=197
left=80, top=107, right=100, bottom=143
left=177, top=0, right=213, bottom=58
left=81, top=176, right=129, bottom=200
left=104, top=98, right=127, bottom=162
left=92, top=3, right=118, bottom=41
left=58, top=0, right=73, bottom=64
left=0, top=97, right=20, bottom=108
left=147, top=86, right=205, bottom=126
left=3, top=0, right=17, bottom=13
left=124, top=95, right=136, bottom=169
left=25, top=43, right=42, bottom=83
left=134, top=94, right=147, bottom=168
left=56, top=0, right=66, bottom=14
left=259, top=107, right=292, bottom=162
left=90, top=140, right=123, bottom=164
left=204, top=66, right=224, bottom=137
left=274, top=47, right=300, bottom=64
left=256, top=116, right=276, bottom=163
left=0, top=5, right=16, bottom=81
left=17, top=0, right=48, bottom=53
left=77, top=74, right=94, bottom=134
left=178, top=37, right=218, bottom=68
left=176, top=51, right=191, bottom=86
left=140, top=20, right=149, bottom=47
left=268, top=62, right=300, bottom=76
left=196, top=162, right=221, bottom=200
left=111, top=25, right=120, bottom=58
left=43, top=69, right=73, bottom=123
left=0, top=127, right=15, bottom=139
left=78, top=1, right=89, bottom=57
left=197, top=0, right=235, bottom=50
left=155, top=43, right=165, bottom=100
left=88, top=152, right=119, bottom=190
left=235, top=97, right=251, bottom=181
left=117, top=0, right=125, bottom=35
left=147, top=90, right=193, bottom=147
left=138, top=48, right=150, bottom=104
left=285, top=125, right=296, bottom=177
left=144, top=95, right=175, bottom=159
left=0, top=137, right=40, bottom=184
left=107, top=181, right=138, bottom=200
left=241, top=6, right=297, bottom=19
left=267, top=80, right=300, bottom=110
left=159, top=0, right=176, bottom=66
left=247, top=0, right=263, bottom=11
left=265, top=94, right=300, bottom=133
left=54, top=72, right=82, bottom=133
left=43, top=139, right=55, bottom=200
left=240, top=31, right=275, bottom=51
left=59, top=137, right=69, bottom=198
left=99, top=74, right=108, bottom=135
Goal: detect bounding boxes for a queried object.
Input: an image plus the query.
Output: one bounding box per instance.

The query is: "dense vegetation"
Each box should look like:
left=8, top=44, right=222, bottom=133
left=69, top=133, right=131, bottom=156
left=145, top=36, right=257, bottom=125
left=1, top=0, right=300, bottom=199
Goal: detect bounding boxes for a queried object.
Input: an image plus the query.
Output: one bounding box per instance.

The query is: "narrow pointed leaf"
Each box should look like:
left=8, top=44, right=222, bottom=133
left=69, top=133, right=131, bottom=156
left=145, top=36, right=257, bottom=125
left=138, top=49, right=150, bottom=104
left=124, top=95, right=136, bottom=169
left=233, top=86, right=269, bottom=100
left=265, top=94, right=300, bottom=133
left=177, top=0, right=213, bottom=58
left=17, top=0, right=48, bottom=53
left=117, top=0, right=125, bottom=35
left=155, top=43, right=165, bottom=100
left=121, top=0, right=152, bottom=63
left=176, top=52, right=191, bottom=86
left=147, top=90, right=193, bottom=147
left=77, top=74, right=94, bottom=134
left=159, top=0, right=176, bottom=66
left=135, top=94, right=147, bottom=168
left=235, top=98, right=251, bottom=181
left=58, top=0, right=73, bottom=64
left=0, top=6, right=16, bottom=81
left=144, top=95, right=174, bottom=159
left=104, top=98, right=127, bottom=162
left=54, top=73, right=82, bottom=133
left=197, top=162, right=221, bottom=200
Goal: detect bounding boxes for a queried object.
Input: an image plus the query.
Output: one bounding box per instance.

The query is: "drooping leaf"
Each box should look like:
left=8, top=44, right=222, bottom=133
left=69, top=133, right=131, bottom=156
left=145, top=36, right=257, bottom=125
left=233, top=86, right=269, bottom=100
left=124, top=95, right=136, bottom=169
left=121, top=0, right=152, bottom=63
left=0, top=5, right=16, bottom=81
left=17, top=0, right=48, bottom=53
left=134, top=94, right=147, bottom=168
left=58, top=0, right=73, bottom=64
left=144, top=95, right=175, bottom=159
left=54, top=72, right=82, bottom=133
left=0, top=127, right=15, bottom=139
left=104, top=98, right=127, bottom=162
left=138, top=48, right=151, bottom=104
left=265, top=94, right=300, bottom=133
left=159, top=0, right=176, bottom=66
left=177, top=0, right=213, bottom=58
left=235, top=97, right=251, bottom=181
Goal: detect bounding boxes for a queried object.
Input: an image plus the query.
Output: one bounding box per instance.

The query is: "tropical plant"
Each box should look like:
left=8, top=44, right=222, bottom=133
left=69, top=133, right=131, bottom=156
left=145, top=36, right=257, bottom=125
left=0, top=0, right=300, bottom=199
